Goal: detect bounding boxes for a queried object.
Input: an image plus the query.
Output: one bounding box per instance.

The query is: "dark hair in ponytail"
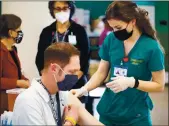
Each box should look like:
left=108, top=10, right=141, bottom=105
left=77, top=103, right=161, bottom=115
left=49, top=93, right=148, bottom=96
left=106, top=1, right=165, bottom=53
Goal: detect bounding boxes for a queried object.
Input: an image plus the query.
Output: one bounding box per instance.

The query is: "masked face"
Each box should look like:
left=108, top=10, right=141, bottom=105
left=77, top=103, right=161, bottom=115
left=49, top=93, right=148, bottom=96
left=55, top=10, right=70, bottom=24
left=9, top=28, right=24, bottom=44
left=57, top=74, right=78, bottom=91
left=108, top=19, right=134, bottom=41
left=113, top=26, right=133, bottom=41
left=52, top=55, right=80, bottom=91
left=53, top=2, right=71, bottom=24
left=14, top=30, right=24, bottom=44
left=53, top=64, right=78, bottom=91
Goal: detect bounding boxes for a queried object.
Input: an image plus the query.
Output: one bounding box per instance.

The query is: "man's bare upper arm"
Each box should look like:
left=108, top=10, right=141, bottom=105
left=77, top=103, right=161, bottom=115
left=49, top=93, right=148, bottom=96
left=67, top=92, right=104, bottom=125
left=67, top=92, right=83, bottom=108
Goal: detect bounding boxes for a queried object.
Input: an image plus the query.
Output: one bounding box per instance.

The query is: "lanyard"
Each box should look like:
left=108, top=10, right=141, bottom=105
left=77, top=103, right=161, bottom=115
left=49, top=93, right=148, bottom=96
left=56, top=30, right=69, bottom=42
left=51, top=22, right=71, bottom=43
left=38, top=80, right=62, bottom=126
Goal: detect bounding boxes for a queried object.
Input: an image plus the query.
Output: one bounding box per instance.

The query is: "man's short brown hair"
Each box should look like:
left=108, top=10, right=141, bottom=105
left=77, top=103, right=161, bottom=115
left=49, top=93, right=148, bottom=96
left=44, top=42, right=80, bottom=69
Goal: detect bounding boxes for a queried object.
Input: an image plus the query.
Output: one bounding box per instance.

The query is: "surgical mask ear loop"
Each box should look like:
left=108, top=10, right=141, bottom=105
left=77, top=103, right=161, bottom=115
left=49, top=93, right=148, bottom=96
left=55, top=64, right=67, bottom=75
left=53, top=73, right=60, bottom=91
left=53, top=74, right=58, bottom=83
left=52, top=64, right=67, bottom=84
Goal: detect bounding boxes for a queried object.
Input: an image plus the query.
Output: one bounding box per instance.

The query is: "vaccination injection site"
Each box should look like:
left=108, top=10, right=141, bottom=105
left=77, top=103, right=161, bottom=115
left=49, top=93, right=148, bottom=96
left=0, top=1, right=168, bottom=126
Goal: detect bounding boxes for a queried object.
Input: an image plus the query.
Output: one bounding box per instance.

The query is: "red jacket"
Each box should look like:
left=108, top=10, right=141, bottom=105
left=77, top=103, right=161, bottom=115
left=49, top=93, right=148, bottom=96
left=0, top=42, right=28, bottom=89
left=0, top=42, right=28, bottom=113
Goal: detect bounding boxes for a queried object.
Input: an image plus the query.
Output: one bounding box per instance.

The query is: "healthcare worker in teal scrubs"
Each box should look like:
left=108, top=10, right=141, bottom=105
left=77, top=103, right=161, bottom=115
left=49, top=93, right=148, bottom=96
left=71, top=1, right=165, bottom=126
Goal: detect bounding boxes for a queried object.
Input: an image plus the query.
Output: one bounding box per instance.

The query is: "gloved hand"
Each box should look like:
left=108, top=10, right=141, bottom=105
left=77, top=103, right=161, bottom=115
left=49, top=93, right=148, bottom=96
left=106, top=76, right=135, bottom=93
left=70, top=86, right=88, bottom=97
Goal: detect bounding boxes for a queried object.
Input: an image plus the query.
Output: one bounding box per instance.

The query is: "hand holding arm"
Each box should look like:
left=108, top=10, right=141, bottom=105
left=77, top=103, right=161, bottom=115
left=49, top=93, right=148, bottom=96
left=70, top=60, right=110, bottom=97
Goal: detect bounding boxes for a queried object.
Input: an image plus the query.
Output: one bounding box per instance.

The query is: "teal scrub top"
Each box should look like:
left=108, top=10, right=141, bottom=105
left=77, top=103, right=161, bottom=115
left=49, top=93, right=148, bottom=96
left=97, top=33, right=165, bottom=125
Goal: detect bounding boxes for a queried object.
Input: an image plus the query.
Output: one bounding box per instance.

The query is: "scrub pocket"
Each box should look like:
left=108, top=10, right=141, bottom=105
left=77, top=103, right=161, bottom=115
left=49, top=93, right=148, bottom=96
left=97, top=88, right=115, bottom=115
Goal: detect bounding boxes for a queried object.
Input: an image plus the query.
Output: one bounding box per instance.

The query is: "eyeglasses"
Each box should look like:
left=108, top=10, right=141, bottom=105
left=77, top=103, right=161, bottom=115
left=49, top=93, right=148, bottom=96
left=53, top=6, right=70, bottom=13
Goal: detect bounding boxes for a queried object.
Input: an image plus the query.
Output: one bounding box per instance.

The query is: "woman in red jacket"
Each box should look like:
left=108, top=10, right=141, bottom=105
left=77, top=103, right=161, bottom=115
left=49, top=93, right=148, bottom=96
left=0, top=14, right=30, bottom=114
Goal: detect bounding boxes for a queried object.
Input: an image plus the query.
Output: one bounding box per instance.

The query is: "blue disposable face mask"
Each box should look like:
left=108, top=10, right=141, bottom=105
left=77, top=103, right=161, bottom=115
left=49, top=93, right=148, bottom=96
left=57, top=74, right=78, bottom=91
left=53, top=64, right=79, bottom=91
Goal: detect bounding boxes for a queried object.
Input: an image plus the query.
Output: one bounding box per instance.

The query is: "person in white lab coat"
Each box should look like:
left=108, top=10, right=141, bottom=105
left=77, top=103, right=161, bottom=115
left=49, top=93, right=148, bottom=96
left=12, top=42, right=103, bottom=126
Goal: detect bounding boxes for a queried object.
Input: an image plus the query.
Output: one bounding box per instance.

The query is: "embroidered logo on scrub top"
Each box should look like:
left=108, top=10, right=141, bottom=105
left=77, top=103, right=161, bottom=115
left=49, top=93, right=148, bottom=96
left=130, top=58, right=144, bottom=65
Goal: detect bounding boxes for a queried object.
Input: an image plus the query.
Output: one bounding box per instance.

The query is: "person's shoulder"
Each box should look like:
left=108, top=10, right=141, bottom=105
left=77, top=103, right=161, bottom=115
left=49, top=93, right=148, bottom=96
left=15, top=89, right=31, bottom=103
left=141, top=34, right=162, bottom=50
left=0, top=42, right=8, bottom=52
left=103, top=32, right=117, bottom=46
left=71, top=21, right=85, bottom=30
left=41, top=21, right=56, bottom=33
left=0, top=43, right=10, bottom=61
left=12, top=87, right=43, bottom=125
left=15, top=87, right=39, bottom=106
left=141, top=34, right=158, bottom=44
left=106, top=32, right=114, bottom=39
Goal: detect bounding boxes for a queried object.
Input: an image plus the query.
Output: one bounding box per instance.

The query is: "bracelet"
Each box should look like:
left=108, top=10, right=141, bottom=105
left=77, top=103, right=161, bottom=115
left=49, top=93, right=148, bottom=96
left=64, top=116, right=77, bottom=126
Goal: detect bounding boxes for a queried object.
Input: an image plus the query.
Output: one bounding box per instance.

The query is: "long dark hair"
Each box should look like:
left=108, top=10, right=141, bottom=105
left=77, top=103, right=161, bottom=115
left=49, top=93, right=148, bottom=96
left=106, top=1, right=164, bottom=53
left=0, top=14, right=22, bottom=39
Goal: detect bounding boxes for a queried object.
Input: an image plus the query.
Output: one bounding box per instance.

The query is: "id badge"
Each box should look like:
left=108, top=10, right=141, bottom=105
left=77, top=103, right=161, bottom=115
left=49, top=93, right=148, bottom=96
left=68, top=35, right=77, bottom=45
left=114, top=65, right=128, bottom=77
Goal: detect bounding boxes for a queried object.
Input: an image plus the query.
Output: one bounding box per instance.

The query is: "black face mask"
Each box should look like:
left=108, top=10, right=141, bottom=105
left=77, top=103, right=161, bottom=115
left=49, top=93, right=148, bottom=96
left=57, top=75, right=78, bottom=91
left=113, top=24, right=133, bottom=41
left=14, top=30, right=24, bottom=44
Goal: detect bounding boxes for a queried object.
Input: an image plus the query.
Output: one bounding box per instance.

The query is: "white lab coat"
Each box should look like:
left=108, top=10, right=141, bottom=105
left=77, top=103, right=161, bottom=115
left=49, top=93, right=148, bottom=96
left=12, top=78, right=68, bottom=125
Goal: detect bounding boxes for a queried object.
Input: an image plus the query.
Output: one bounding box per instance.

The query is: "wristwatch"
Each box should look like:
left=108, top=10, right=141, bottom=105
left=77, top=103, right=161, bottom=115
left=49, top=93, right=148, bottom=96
left=133, top=78, right=139, bottom=88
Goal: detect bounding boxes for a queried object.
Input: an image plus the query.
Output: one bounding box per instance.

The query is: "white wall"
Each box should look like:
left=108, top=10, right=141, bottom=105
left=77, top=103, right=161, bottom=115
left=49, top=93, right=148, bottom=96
left=139, top=5, right=155, bottom=28
left=2, top=1, right=55, bottom=80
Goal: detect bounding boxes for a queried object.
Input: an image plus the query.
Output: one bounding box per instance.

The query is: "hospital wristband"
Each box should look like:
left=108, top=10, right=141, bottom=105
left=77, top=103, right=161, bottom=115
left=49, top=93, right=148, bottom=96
left=65, top=116, right=77, bottom=126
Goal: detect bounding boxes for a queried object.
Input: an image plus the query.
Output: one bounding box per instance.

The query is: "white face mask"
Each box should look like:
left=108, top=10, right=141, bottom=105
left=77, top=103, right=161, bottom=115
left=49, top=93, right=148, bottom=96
left=55, top=10, right=70, bottom=24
